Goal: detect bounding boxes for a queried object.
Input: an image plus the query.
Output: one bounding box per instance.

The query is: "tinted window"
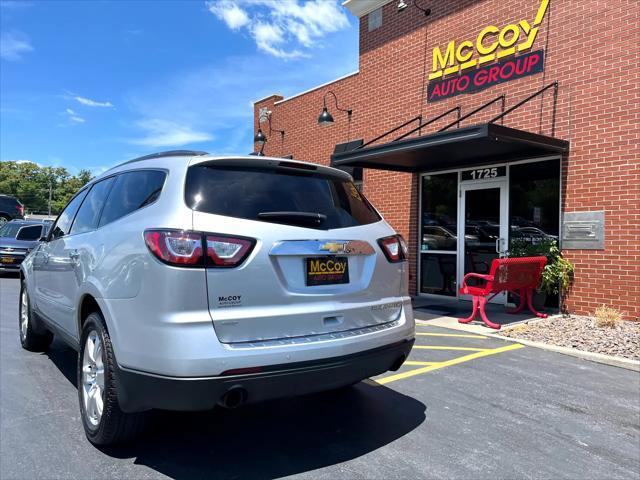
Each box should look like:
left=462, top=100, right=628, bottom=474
left=99, top=170, right=166, bottom=227
left=71, top=177, right=115, bottom=235
left=16, top=225, right=42, bottom=241
left=421, top=172, right=458, bottom=251
left=50, top=189, right=89, bottom=240
left=509, top=159, right=560, bottom=243
left=185, top=165, right=381, bottom=230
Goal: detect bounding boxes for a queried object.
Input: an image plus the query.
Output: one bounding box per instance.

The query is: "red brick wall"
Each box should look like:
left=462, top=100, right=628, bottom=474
left=254, top=0, right=640, bottom=320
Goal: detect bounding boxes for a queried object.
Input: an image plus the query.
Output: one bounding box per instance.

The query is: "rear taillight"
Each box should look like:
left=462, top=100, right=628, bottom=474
left=16, top=204, right=24, bottom=216
left=377, top=234, right=408, bottom=263
left=144, top=230, right=203, bottom=266
left=205, top=235, right=254, bottom=267
left=144, top=230, right=255, bottom=268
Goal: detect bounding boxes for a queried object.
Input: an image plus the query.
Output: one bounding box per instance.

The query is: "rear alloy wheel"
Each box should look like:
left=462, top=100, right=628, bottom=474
left=0, top=215, right=9, bottom=227
left=19, top=283, right=53, bottom=352
left=78, top=312, right=146, bottom=445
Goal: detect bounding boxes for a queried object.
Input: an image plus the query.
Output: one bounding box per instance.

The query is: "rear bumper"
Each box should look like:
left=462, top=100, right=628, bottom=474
left=115, top=339, right=414, bottom=413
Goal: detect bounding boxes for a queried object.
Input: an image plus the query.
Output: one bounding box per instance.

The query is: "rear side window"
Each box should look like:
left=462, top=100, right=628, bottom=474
left=99, top=170, right=166, bottom=227
left=71, top=177, right=115, bottom=235
left=16, top=225, right=42, bottom=241
left=185, top=165, right=381, bottom=230
left=50, top=189, right=89, bottom=240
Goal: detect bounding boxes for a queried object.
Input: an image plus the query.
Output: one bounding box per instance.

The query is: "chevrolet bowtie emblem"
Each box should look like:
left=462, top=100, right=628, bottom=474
left=319, top=242, right=347, bottom=254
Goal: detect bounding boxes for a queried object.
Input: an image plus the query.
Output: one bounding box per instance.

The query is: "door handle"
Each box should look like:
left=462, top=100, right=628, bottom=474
left=495, top=238, right=507, bottom=255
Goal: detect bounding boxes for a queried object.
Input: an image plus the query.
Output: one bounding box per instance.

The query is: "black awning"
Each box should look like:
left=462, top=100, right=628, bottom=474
left=331, top=123, right=569, bottom=173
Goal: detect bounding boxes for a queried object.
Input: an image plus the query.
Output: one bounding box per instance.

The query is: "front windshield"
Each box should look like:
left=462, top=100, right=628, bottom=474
left=0, top=223, right=22, bottom=238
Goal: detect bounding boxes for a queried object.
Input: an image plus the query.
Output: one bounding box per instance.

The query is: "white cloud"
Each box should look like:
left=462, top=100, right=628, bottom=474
left=207, top=1, right=249, bottom=30
left=130, top=118, right=214, bottom=148
left=74, top=96, right=114, bottom=108
left=205, top=0, right=349, bottom=59
left=60, top=107, right=86, bottom=125
left=0, top=31, right=33, bottom=61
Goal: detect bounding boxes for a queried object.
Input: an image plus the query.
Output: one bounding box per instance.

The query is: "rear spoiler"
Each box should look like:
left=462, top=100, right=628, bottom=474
left=189, top=156, right=353, bottom=181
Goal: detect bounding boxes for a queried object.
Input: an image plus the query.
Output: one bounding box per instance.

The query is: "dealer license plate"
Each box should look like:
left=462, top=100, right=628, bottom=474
left=305, top=256, right=349, bottom=286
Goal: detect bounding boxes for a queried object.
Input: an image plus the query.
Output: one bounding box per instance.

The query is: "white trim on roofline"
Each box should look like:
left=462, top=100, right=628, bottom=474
left=271, top=70, right=360, bottom=106
left=342, top=0, right=391, bottom=18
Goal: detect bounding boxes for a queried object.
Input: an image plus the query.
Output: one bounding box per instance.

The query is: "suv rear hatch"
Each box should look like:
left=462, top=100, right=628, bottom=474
left=186, top=158, right=407, bottom=344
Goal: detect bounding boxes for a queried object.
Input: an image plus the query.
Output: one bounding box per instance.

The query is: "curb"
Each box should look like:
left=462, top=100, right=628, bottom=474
left=494, top=336, right=640, bottom=372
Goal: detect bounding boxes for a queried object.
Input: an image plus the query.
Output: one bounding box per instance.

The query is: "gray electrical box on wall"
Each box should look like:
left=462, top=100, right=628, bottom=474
left=562, top=211, right=605, bottom=249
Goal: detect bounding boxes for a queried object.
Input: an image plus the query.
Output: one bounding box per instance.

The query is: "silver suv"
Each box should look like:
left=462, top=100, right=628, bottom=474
left=19, top=151, right=415, bottom=445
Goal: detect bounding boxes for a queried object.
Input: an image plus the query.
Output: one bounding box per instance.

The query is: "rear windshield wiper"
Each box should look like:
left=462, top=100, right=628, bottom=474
left=257, top=211, right=327, bottom=227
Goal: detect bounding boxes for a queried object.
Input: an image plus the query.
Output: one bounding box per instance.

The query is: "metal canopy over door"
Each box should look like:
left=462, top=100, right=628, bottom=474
left=458, top=178, right=508, bottom=305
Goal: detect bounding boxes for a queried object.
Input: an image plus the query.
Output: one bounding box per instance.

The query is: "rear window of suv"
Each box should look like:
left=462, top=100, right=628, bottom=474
left=185, top=165, right=381, bottom=230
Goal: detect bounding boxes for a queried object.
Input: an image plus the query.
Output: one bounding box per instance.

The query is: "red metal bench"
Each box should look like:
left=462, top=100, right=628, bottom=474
left=458, top=256, right=548, bottom=329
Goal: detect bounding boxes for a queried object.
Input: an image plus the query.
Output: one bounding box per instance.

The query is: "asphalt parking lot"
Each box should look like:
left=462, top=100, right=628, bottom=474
left=1, top=275, right=639, bottom=479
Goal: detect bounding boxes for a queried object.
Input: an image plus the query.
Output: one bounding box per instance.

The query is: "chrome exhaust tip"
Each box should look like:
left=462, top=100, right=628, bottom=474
left=218, top=387, right=248, bottom=409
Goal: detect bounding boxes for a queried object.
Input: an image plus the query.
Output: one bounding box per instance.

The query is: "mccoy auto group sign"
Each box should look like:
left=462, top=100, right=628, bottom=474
left=427, top=0, right=549, bottom=102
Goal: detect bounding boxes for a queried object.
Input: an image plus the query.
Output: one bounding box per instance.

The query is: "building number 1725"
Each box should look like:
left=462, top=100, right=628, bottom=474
left=470, top=168, right=498, bottom=179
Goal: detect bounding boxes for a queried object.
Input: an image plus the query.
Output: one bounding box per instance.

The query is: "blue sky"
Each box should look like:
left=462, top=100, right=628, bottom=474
left=0, top=0, right=358, bottom=174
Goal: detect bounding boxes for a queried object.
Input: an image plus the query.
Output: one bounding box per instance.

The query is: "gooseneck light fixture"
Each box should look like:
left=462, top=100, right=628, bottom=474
left=318, top=91, right=352, bottom=126
left=253, top=128, right=267, bottom=146
left=397, top=0, right=431, bottom=15
left=254, top=111, right=285, bottom=144
left=253, top=109, right=285, bottom=155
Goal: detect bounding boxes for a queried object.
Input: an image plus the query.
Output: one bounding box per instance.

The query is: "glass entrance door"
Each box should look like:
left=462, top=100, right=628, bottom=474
left=458, top=181, right=508, bottom=304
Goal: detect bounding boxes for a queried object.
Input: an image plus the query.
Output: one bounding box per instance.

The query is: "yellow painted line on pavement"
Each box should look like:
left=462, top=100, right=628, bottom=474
left=376, top=343, right=525, bottom=385
left=404, top=360, right=439, bottom=366
left=413, top=346, right=487, bottom=351
left=415, top=332, right=487, bottom=339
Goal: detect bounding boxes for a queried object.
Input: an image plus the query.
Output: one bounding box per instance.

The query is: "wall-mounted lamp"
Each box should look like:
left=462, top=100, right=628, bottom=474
left=253, top=128, right=267, bottom=146
left=398, top=0, right=431, bottom=15
left=254, top=110, right=285, bottom=145
left=318, top=91, right=352, bottom=126
left=254, top=109, right=285, bottom=156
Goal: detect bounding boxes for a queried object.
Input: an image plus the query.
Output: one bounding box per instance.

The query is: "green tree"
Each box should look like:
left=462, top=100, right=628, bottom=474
left=0, top=161, right=94, bottom=215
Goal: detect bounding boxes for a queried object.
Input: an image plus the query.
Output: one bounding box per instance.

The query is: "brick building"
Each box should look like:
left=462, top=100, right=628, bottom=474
left=253, top=0, right=639, bottom=320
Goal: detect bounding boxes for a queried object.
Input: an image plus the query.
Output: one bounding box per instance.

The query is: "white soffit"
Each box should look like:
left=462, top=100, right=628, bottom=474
left=342, top=0, right=391, bottom=18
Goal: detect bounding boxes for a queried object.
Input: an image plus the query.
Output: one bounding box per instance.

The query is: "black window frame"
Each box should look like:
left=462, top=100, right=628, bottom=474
left=70, top=176, right=117, bottom=236
left=46, top=168, right=167, bottom=241
left=47, top=188, right=90, bottom=241
left=98, top=168, right=167, bottom=228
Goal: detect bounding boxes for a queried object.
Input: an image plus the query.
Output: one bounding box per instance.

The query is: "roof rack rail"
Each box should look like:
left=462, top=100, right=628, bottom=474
left=107, top=150, right=209, bottom=171
left=127, top=150, right=209, bottom=163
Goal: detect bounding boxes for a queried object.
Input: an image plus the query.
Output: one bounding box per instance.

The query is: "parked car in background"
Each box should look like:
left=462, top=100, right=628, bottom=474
left=0, top=220, right=51, bottom=273
left=18, top=151, right=415, bottom=446
left=0, top=195, right=25, bottom=226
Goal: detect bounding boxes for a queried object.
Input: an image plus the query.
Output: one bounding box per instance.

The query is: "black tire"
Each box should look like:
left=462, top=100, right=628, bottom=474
left=19, top=282, right=53, bottom=352
left=78, top=311, right=146, bottom=445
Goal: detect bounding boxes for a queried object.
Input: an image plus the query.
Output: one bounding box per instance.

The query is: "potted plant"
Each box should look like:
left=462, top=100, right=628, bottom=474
left=508, top=238, right=574, bottom=310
